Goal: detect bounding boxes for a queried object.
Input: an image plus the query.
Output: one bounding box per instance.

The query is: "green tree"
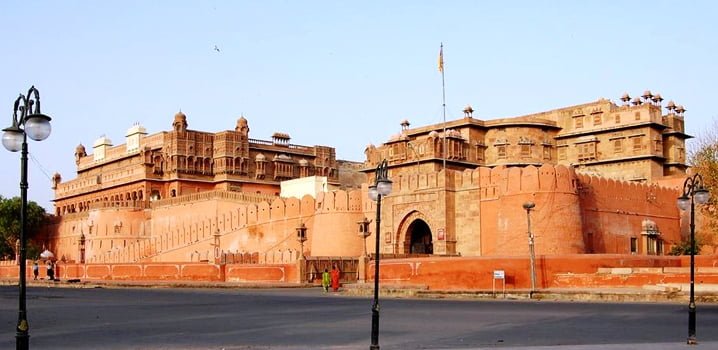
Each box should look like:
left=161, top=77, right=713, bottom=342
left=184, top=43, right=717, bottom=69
left=668, top=237, right=701, bottom=256
left=687, top=120, right=718, bottom=254
left=0, top=196, right=48, bottom=260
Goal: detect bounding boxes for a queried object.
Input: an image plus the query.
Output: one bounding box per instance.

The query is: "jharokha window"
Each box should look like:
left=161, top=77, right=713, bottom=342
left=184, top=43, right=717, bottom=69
left=574, top=115, right=584, bottom=129
left=593, top=113, right=602, bottom=126
left=632, top=137, right=643, bottom=153
left=577, top=142, right=597, bottom=161
left=497, top=145, right=507, bottom=159
left=558, top=147, right=567, bottom=160
left=613, top=139, right=623, bottom=153
left=520, top=144, right=530, bottom=157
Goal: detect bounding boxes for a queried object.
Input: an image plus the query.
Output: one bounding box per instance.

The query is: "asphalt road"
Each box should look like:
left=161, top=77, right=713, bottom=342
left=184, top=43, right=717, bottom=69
left=1, top=285, right=717, bottom=350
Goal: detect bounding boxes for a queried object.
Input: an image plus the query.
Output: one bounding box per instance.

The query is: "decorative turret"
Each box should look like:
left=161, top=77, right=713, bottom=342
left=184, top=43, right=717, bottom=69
left=173, top=111, right=187, bottom=132
left=125, top=123, right=147, bottom=153
left=52, top=172, right=62, bottom=190
left=272, top=132, right=291, bottom=145
left=652, top=93, right=663, bottom=106
left=641, top=90, right=653, bottom=103
left=400, top=119, right=410, bottom=131
left=236, top=115, right=249, bottom=136
left=463, top=105, right=474, bottom=118
left=620, top=93, right=631, bottom=105
left=92, top=135, right=112, bottom=162
left=74, top=143, right=86, bottom=165
left=675, top=105, right=686, bottom=116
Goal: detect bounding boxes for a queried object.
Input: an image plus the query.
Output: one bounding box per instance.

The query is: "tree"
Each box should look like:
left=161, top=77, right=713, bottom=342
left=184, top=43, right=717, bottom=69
left=0, top=196, right=48, bottom=260
left=687, top=120, right=718, bottom=254
left=668, top=236, right=701, bottom=256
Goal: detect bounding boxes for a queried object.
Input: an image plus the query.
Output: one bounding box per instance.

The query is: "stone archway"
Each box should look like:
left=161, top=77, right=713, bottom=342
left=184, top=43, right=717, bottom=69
left=396, top=211, right=434, bottom=255
left=407, top=219, right=433, bottom=254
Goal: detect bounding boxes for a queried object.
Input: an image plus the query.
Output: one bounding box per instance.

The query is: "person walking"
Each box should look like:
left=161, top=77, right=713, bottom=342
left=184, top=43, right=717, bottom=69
left=32, top=261, right=39, bottom=280
left=330, top=264, right=341, bottom=292
left=321, top=268, right=330, bottom=293
left=46, top=260, right=54, bottom=281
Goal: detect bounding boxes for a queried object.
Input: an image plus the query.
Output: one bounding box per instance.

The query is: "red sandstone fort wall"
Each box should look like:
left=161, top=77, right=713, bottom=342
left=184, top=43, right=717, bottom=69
left=44, top=162, right=683, bottom=266
left=388, top=165, right=585, bottom=257
left=577, top=174, right=681, bottom=254
left=473, top=165, right=583, bottom=256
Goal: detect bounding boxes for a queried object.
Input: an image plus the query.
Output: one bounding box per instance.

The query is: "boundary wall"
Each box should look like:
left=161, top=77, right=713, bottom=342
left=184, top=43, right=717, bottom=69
left=0, top=261, right=298, bottom=284
left=3, top=255, right=718, bottom=291
left=367, top=254, right=718, bottom=290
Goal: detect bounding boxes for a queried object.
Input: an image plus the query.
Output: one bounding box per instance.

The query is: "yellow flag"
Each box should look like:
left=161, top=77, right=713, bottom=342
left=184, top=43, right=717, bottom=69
left=438, top=45, right=444, bottom=73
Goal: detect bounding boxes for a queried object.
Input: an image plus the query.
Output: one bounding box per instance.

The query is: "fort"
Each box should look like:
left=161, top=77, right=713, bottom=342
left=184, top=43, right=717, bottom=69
left=4, top=90, right=716, bottom=290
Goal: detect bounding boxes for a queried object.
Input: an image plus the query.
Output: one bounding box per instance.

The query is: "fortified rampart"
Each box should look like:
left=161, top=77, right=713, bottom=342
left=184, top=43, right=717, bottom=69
left=44, top=164, right=682, bottom=272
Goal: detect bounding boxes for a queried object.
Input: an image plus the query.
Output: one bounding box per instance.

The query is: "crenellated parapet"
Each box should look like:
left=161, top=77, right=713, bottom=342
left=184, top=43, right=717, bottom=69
left=389, top=164, right=579, bottom=196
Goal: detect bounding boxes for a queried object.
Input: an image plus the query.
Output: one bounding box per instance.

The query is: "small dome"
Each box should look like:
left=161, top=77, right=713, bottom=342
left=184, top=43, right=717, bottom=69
left=429, top=131, right=439, bottom=138
left=75, top=143, right=86, bottom=153
left=255, top=153, right=266, bottom=161
left=238, top=116, right=247, bottom=125
left=299, top=159, right=309, bottom=166
left=666, top=100, right=676, bottom=109
left=174, top=111, right=186, bottom=121
left=642, top=90, right=653, bottom=98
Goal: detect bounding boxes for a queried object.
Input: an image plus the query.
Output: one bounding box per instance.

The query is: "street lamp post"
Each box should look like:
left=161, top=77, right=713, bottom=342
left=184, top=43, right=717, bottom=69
left=522, top=202, right=537, bottom=297
left=3, top=86, right=52, bottom=350
left=368, top=159, right=392, bottom=350
left=677, top=174, right=710, bottom=345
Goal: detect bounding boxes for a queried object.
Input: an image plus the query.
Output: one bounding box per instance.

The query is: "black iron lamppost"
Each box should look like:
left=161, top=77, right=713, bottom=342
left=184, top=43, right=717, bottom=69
left=368, top=159, right=392, bottom=350
left=522, top=202, right=537, bottom=297
left=3, top=86, right=52, bottom=350
left=677, top=174, right=710, bottom=345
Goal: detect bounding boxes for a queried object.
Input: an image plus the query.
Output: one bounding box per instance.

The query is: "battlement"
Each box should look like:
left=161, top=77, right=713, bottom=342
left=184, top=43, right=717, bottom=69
left=391, top=164, right=579, bottom=195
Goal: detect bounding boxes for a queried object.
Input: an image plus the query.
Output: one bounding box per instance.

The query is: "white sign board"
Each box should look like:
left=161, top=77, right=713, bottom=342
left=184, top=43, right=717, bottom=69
left=493, top=270, right=505, bottom=279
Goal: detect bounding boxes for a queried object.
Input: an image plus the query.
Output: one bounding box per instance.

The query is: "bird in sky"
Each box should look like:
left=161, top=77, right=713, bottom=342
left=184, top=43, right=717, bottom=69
left=213, top=45, right=220, bottom=53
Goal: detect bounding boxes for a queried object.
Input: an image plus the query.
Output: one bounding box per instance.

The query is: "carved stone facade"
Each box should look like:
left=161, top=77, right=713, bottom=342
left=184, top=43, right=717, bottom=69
left=44, top=92, right=690, bottom=265
left=53, top=112, right=340, bottom=216
left=364, top=91, right=688, bottom=184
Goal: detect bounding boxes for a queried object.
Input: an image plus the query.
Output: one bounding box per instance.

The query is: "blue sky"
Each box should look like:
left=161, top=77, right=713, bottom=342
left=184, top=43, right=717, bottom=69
left=1, top=1, right=716, bottom=210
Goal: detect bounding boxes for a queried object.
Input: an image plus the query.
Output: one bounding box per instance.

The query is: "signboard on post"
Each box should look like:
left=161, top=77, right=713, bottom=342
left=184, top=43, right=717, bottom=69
left=492, top=269, right=506, bottom=298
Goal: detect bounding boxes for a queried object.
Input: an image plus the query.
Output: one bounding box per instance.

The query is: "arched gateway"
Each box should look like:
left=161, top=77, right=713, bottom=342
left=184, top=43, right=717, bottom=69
left=398, top=211, right=433, bottom=255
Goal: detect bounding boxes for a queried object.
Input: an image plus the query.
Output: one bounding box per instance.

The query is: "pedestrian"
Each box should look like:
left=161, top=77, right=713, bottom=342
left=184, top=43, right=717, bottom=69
left=32, top=261, right=39, bottom=280
left=46, top=260, right=54, bottom=281
left=322, top=268, right=330, bottom=293
left=330, top=264, right=340, bottom=292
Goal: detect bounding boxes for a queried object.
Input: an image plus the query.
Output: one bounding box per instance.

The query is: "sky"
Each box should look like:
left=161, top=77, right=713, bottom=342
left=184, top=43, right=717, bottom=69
left=1, top=0, right=717, bottom=211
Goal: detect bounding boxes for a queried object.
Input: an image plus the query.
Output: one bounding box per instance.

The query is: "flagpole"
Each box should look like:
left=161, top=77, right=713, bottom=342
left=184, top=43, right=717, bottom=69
left=440, top=43, right=447, bottom=171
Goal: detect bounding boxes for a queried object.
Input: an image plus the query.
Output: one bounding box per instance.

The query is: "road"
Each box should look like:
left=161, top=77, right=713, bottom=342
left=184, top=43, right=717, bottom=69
left=1, top=285, right=717, bottom=349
